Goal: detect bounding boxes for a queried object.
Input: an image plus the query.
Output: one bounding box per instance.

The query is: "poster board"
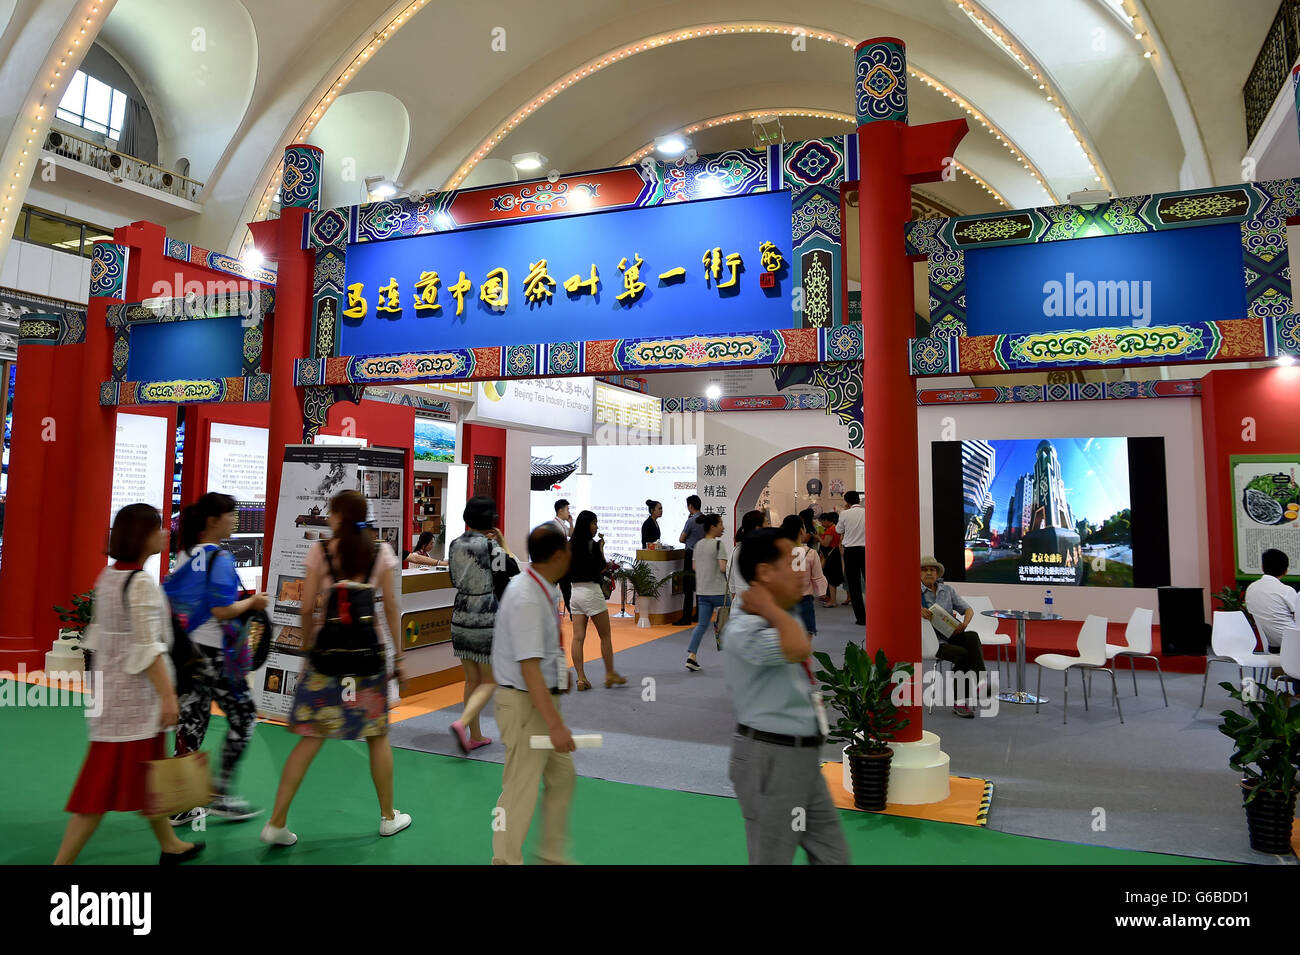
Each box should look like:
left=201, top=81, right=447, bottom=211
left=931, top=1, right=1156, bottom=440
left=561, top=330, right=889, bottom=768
left=1231, top=454, right=1300, bottom=581
left=109, top=412, right=168, bottom=579
left=206, top=422, right=268, bottom=501
left=253, top=444, right=405, bottom=719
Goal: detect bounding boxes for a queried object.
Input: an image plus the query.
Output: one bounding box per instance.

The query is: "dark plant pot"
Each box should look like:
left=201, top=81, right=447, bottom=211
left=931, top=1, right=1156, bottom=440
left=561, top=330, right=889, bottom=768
left=848, top=748, right=893, bottom=811
left=1241, top=780, right=1297, bottom=854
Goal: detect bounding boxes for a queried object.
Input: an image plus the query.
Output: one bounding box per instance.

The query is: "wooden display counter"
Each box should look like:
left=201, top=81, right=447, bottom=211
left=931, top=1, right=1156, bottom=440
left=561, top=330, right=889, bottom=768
left=397, top=567, right=461, bottom=694
left=635, top=548, right=686, bottom=625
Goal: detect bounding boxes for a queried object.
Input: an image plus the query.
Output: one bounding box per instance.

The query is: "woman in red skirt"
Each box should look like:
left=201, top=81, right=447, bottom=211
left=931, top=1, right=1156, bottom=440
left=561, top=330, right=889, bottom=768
left=54, top=503, right=205, bottom=865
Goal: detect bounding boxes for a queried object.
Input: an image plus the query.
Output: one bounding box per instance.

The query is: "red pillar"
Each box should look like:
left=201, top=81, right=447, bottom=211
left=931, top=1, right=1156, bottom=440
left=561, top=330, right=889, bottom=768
left=259, top=205, right=313, bottom=570
left=0, top=295, right=118, bottom=668
left=855, top=38, right=967, bottom=740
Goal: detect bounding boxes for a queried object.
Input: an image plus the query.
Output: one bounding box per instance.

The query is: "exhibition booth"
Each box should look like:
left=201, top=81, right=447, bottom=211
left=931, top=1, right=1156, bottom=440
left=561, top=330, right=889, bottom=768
left=0, top=37, right=1297, bottom=836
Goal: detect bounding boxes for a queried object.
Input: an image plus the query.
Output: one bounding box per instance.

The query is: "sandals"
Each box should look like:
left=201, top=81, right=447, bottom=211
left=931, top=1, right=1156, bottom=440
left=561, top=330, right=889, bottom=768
left=605, top=672, right=628, bottom=688
left=576, top=677, right=592, bottom=691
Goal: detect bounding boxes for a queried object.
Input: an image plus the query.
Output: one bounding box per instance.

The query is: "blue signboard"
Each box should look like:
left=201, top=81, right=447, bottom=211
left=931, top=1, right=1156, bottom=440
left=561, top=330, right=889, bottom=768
left=127, top=318, right=245, bottom=382
left=339, top=190, right=793, bottom=356
left=963, top=223, right=1247, bottom=336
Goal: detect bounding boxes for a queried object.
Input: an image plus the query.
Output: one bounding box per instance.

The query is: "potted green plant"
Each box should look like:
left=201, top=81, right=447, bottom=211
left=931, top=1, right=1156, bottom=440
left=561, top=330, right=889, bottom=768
left=1212, top=585, right=1255, bottom=628
left=1218, top=680, right=1300, bottom=854
left=53, top=590, right=94, bottom=643
left=611, top=560, right=674, bottom=628
left=52, top=589, right=95, bottom=671
left=814, top=643, right=913, bottom=811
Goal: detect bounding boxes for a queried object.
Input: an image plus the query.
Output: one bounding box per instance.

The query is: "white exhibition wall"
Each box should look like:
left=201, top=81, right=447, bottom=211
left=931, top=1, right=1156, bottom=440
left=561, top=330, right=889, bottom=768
left=503, top=406, right=855, bottom=557
left=917, top=397, right=1209, bottom=625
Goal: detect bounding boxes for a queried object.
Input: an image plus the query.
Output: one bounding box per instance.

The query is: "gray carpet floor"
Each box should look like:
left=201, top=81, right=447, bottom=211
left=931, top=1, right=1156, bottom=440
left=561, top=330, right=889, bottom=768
left=389, top=601, right=1295, bottom=864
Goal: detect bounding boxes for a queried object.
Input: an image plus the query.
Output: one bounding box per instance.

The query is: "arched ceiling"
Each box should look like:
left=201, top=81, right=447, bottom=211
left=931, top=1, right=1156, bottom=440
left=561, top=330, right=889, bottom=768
left=0, top=0, right=1282, bottom=260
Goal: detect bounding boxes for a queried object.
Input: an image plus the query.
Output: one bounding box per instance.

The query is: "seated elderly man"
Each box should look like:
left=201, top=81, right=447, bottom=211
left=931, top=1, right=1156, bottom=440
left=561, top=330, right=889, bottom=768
left=1244, top=549, right=1298, bottom=650
left=920, top=555, right=984, bottom=718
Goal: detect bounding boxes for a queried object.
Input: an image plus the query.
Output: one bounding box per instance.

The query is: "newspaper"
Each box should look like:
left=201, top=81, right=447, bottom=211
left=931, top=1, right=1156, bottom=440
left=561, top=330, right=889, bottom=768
left=928, top=602, right=961, bottom=639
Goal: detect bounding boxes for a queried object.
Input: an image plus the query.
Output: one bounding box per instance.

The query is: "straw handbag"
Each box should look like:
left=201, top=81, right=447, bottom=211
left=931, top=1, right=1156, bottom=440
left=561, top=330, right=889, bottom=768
left=145, top=751, right=210, bottom=817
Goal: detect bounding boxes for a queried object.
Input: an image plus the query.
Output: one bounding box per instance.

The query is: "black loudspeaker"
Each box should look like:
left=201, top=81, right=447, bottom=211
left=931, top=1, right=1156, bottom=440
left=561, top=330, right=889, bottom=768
left=1157, top=586, right=1210, bottom=656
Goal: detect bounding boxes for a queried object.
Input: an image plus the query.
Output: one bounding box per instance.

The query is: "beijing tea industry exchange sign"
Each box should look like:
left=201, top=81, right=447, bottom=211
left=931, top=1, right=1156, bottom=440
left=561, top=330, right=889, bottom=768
left=339, top=190, right=793, bottom=356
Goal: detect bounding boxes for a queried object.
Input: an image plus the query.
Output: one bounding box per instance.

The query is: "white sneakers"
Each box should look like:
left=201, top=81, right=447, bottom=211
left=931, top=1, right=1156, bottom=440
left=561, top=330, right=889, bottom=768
left=380, top=810, right=412, bottom=837
left=258, top=811, right=412, bottom=845
left=259, top=823, right=298, bottom=846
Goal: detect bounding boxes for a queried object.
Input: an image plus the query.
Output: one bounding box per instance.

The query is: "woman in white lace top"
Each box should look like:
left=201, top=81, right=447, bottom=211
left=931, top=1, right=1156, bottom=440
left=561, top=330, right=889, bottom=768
left=54, top=504, right=204, bottom=865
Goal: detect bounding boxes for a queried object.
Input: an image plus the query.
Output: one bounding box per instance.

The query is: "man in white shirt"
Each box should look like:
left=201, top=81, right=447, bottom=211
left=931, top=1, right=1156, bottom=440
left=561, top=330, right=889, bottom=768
left=838, top=491, right=866, bottom=626
left=552, top=499, right=573, bottom=617
left=1244, top=549, right=1299, bottom=649
left=491, top=523, right=576, bottom=865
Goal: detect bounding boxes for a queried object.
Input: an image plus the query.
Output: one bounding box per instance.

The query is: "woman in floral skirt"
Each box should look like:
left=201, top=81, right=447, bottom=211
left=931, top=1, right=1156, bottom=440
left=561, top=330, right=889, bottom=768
left=261, top=490, right=411, bottom=846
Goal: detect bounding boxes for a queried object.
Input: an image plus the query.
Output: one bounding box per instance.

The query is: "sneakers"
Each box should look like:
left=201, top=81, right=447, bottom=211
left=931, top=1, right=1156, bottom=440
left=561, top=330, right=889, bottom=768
left=952, top=704, right=975, bottom=719
left=380, top=811, right=412, bottom=837
left=207, top=794, right=263, bottom=821
left=169, top=807, right=206, bottom=827
left=260, top=824, right=298, bottom=847
left=685, top=656, right=701, bottom=672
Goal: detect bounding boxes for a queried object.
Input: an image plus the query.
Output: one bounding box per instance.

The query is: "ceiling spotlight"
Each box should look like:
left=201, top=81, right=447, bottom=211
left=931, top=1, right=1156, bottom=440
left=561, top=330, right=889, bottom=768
left=546, top=168, right=561, bottom=184
left=654, top=134, right=691, bottom=157
left=705, top=384, right=722, bottom=399
left=512, top=151, right=548, bottom=172
left=1278, top=355, right=1297, bottom=366
left=1068, top=189, right=1110, bottom=206
left=364, top=175, right=398, bottom=200
left=243, top=248, right=264, bottom=269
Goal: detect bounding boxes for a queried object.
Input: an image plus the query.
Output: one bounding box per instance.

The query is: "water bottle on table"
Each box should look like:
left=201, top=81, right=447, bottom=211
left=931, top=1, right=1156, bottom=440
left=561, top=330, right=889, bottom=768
left=1043, top=589, right=1053, bottom=616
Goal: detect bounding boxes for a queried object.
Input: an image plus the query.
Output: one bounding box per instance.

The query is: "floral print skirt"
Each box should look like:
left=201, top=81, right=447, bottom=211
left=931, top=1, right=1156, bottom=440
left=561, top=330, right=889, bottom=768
left=289, top=656, right=389, bottom=740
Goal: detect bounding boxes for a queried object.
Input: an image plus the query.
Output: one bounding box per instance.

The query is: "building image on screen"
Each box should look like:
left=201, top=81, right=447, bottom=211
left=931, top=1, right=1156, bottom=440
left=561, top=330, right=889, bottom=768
left=959, top=437, right=1132, bottom=587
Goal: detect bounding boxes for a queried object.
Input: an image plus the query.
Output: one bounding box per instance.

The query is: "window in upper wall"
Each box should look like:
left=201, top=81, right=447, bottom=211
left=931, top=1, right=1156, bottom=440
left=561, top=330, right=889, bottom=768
left=56, top=70, right=128, bottom=140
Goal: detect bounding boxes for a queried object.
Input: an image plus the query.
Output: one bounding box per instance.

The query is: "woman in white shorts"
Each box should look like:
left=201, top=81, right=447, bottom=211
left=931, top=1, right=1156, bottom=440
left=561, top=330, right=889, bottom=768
left=567, top=511, right=627, bottom=690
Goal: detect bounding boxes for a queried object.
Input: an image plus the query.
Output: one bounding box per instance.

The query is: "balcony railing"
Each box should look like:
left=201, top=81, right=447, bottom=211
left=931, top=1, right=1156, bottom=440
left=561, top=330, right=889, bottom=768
left=41, top=127, right=203, bottom=203
left=1244, top=0, right=1300, bottom=145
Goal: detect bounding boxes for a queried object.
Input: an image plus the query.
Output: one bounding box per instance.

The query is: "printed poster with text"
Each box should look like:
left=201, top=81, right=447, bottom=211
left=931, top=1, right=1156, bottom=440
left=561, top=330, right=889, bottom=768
left=254, top=445, right=405, bottom=718
left=1232, top=454, right=1300, bottom=580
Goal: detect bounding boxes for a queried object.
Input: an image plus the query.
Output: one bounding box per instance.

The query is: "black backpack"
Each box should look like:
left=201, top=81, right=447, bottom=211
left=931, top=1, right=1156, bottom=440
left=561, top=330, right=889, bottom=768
left=311, top=545, right=383, bottom=678
left=120, top=569, right=205, bottom=695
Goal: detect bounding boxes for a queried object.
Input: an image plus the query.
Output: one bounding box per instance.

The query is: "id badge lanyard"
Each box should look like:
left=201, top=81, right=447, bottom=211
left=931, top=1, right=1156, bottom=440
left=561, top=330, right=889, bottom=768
left=526, top=567, right=567, bottom=691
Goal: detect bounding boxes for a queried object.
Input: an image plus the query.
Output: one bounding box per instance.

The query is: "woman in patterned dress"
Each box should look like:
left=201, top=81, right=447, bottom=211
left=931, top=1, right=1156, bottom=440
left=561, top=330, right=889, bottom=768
left=447, top=496, right=514, bottom=752
left=261, top=490, right=411, bottom=846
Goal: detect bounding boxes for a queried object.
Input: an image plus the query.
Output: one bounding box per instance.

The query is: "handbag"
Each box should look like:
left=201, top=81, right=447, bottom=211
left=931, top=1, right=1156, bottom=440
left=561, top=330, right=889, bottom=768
left=715, top=591, right=733, bottom=637
left=144, top=750, right=210, bottom=817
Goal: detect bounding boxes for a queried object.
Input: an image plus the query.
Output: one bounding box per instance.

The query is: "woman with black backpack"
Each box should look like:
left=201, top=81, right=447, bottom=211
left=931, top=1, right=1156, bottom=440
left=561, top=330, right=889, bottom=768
left=261, top=490, right=410, bottom=846
left=55, top=504, right=203, bottom=865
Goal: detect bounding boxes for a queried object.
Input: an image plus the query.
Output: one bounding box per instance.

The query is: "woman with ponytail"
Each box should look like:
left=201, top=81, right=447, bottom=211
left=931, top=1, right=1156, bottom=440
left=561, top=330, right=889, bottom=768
left=163, top=492, right=267, bottom=825
left=262, top=489, right=410, bottom=845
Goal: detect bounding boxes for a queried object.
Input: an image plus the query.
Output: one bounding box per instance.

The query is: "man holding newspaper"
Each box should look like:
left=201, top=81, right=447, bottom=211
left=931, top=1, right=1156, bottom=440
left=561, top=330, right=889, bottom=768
left=919, top=556, right=984, bottom=719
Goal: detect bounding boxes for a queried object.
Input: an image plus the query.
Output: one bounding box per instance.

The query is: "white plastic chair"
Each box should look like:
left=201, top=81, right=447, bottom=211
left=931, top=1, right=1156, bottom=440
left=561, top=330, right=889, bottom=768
left=1199, top=611, right=1281, bottom=709
left=964, top=595, right=1012, bottom=685
left=1035, top=615, right=1121, bottom=724
left=921, top=617, right=940, bottom=713
left=1280, top=626, right=1300, bottom=691
left=1104, top=608, right=1166, bottom=706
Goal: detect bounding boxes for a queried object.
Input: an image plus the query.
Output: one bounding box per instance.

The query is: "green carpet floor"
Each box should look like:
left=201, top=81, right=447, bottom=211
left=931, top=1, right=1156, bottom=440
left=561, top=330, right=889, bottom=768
left=0, top=683, right=1224, bottom=865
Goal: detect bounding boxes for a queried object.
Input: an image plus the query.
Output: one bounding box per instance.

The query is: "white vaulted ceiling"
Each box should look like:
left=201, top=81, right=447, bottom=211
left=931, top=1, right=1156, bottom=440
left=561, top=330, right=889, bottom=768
left=0, top=0, right=1285, bottom=258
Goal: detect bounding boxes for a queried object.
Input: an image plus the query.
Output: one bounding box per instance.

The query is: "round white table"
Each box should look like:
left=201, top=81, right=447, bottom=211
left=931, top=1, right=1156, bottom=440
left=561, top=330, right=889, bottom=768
left=982, top=608, right=1063, bottom=704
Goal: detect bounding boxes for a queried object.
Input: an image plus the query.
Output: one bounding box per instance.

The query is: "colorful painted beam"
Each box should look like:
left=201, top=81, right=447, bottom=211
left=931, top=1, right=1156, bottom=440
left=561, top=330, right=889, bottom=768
left=162, top=234, right=276, bottom=285
left=661, top=393, right=829, bottom=412
left=908, top=315, right=1298, bottom=376
left=905, top=177, right=1300, bottom=338
left=294, top=324, right=862, bottom=386
left=99, top=375, right=271, bottom=406
left=105, top=288, right=275, bottom=326
left=915, top=378, right=1201, bottom=405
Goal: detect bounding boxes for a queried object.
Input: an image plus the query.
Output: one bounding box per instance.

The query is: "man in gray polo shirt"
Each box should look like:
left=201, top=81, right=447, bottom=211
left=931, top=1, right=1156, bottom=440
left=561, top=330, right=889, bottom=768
left=723, top=528, right=849, bottom=865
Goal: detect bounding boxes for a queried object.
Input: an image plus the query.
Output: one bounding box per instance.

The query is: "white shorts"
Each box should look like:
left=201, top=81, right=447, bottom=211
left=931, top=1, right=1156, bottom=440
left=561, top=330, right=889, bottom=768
left=569, top=582, right=609, bottom=617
